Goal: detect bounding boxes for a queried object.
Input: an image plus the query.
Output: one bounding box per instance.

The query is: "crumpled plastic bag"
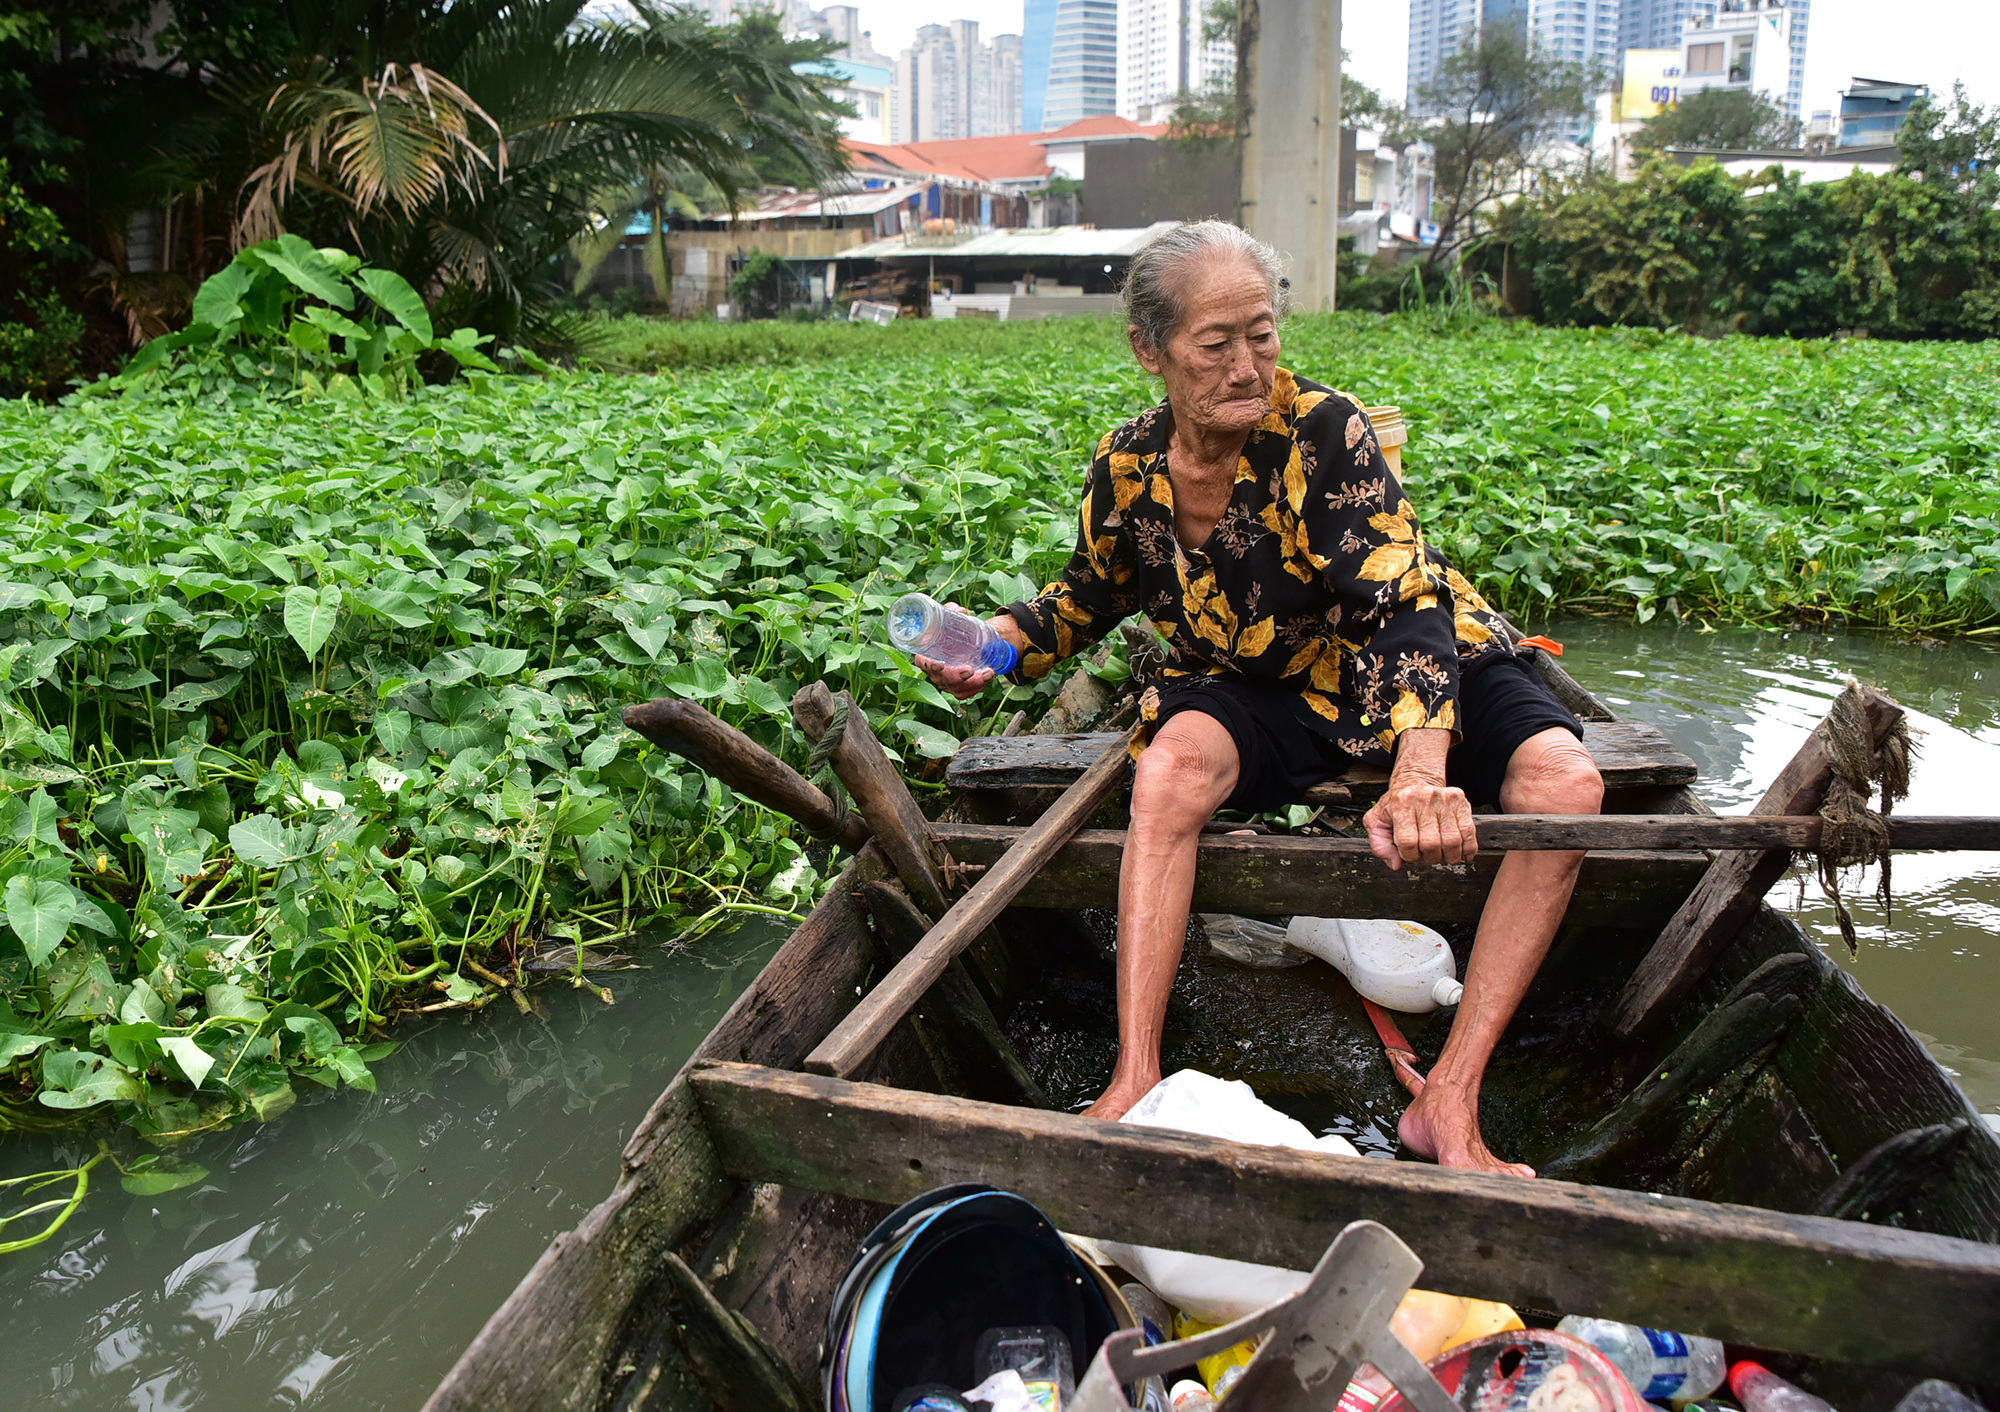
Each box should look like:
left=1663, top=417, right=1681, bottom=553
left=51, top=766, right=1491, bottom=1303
left=1093, top=1070, right=1360, bottom=1322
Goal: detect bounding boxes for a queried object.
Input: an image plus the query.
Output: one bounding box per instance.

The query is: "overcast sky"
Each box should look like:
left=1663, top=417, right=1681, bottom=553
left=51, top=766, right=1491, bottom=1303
left=852, top=0, right=1999, bottom=121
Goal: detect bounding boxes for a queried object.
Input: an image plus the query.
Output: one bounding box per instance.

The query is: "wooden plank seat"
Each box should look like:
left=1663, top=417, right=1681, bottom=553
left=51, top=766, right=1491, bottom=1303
left=946, top=719, right=1697, bottom=804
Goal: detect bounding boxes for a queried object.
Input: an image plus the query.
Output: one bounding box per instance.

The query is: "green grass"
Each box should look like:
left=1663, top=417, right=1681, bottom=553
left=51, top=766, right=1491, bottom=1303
left=0, top=310, right=1994, bottom=1157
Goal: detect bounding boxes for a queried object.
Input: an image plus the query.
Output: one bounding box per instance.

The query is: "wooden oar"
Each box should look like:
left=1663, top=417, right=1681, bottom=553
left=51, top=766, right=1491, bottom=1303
left=1473, top=814, right=2000, bottom=852
left=803, top=730, right=1135, bottom=1079
left=621, top=698, right=869, bottom=851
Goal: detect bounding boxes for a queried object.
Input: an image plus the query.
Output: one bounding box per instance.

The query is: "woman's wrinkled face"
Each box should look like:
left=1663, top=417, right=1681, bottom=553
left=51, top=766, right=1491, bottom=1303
left=1130, top=258, right=1280, bottom=441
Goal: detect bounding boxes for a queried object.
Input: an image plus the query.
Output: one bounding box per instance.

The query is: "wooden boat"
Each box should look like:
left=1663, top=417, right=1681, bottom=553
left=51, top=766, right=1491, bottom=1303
left=422, top=652, right=2000, bottom=1412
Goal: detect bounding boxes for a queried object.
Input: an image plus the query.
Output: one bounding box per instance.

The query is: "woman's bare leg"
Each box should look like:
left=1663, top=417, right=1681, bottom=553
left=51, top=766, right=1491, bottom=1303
left=1398, top=727, right=1604, bottom=1176
left=1084, top=711, right=1241, bottom=1119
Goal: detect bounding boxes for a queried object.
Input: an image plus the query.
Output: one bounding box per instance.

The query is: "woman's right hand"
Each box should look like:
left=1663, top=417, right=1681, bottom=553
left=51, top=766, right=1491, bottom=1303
left=916, top=655, right=995, bottom=701
left=915, top=606, right=1025, bottom=701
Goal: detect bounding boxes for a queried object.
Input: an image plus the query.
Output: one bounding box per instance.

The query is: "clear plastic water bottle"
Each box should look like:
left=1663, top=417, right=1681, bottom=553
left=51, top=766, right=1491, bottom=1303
left=1892, top=1382, right=1982, bottom=1412
left=1729, top=1361, right=1838, bottom=1412
left=1556, top=1317, right=1725, bottom=1402
left=887, top=593, right=1017, bottom=674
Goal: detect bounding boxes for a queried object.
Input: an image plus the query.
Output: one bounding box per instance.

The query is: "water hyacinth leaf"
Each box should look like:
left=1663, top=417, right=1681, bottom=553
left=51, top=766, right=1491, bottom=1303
left=284, top=585, right=342, bottom=657
left=205, top=983, right=267, bottom=1022
left=37, top=1050, right=141, bottom=1109
left=325, top=1047, right=377, bottom=1091
left=578, top=827, right=631, bottom=892
left=736, top=674, right=789, bottom=717
left=120, top=1154, right=211, bottom=1196
left=283, top=1012, right=341, bottom=1059
left=105, top=1021, right=164, bottom=1071
left=159, top=671, right=243, bottom=712
left=119, top=977, right=168, bottom=1026
left=0, top=1033, right=54, bottom=1067
left=230, top=814, right=298, bottom=868
left=160, top=1036, right=215, bottom=1089
left=441, top=974, right=480, bottom=1004
left=660, top=656, right=731, bottom=700
left=6, top=875, right=76, bottom=967
left=553, top=797, right=617, bottom=838
left=897, top=719, right=962, bottom=760
left=125, top=805, right=210, bottom=883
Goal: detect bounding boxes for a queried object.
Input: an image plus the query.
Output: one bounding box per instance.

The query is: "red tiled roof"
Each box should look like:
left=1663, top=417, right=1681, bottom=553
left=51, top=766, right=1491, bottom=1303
left=845, top=117, right=1167, bottom=185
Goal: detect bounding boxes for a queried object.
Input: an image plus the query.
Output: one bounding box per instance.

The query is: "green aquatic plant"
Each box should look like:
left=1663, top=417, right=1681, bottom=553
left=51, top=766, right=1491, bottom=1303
left=0, top=308, right=1992, bottom=1185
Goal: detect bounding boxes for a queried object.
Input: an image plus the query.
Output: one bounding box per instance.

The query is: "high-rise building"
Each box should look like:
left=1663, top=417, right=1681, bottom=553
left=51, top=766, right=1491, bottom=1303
left=1406, top=0, right=1529, bottom=113
left=1677, top=0, right=1808, bottom=119
left=1023, top=0, right=1059, bottom=131
left=1528, top=0, right=1619, bottom=74
left=891, top=19, right=1024, bottom=143
left=991, top=34, right=1025, bottom=136
left=1044, top=0, right=1120, bottom=127
left=1119, top=0, right=1235, bottom=123
left=1619, top=0, right=1694, bottom=51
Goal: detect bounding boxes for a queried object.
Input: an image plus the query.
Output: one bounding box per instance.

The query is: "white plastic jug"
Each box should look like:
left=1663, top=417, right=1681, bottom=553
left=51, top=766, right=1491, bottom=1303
left=1285, top=917, right=1463, bottom=1012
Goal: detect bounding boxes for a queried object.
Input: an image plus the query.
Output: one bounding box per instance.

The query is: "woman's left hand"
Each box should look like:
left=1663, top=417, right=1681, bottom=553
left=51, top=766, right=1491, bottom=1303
left=1363, top=728, right=1478, bottom=870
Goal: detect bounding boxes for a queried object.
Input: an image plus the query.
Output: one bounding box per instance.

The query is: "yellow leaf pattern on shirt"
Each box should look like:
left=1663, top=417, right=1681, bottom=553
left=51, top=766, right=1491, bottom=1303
left=1002, top=370, right=1514, bottom=766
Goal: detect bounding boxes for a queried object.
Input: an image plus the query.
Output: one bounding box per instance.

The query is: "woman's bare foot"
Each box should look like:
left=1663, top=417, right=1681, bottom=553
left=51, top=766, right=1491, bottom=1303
left=1399, top=1085, right=1536, bottom=1178
left=1083, top=1073, right=1159, bottom=1121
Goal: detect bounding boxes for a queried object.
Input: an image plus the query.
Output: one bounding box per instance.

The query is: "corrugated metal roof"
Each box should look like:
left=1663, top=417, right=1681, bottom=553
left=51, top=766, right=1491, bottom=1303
left=840, top=222, right=1179, bottom=261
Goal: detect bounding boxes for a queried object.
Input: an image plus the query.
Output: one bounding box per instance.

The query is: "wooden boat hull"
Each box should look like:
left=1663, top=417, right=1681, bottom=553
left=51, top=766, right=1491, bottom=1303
left=425, top=659, right=2000, bottom=1412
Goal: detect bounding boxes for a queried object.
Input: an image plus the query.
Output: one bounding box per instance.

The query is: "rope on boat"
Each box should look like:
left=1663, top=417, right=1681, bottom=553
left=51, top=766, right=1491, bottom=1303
left=805, top=692, right=851, bottom=815
left=1812, top=684, right=1914, bottom=957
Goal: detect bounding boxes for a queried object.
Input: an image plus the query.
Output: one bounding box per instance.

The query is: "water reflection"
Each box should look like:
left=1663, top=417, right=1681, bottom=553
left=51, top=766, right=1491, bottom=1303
left=1544, top=618, right=2000, bottom=1117
left=0, top=921, right=784, bottom=1411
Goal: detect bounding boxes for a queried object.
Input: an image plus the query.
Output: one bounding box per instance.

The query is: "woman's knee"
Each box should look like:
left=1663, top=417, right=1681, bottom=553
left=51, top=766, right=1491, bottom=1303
left=1131, top=714, right=1238, bottom=829
left=1499, top=729, right=1603, bottom=814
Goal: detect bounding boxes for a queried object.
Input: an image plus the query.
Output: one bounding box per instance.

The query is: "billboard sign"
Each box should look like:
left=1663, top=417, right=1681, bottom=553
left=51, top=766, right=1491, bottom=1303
left=1619, top=49, right=1683, bottom=121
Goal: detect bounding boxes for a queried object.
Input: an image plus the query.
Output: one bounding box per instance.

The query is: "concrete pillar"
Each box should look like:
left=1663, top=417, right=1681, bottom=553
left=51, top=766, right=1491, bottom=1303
left=1238, top=0, right=1343, bottom=312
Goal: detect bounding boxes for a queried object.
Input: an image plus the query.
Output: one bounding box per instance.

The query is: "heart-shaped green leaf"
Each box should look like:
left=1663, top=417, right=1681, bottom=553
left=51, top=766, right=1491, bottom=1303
left=283, top=584, right=342, bottom=657
left=160, top=1036, right=214, bottom=1089
left=5, top=874, right=75, bottom=968
left=353, top=267, right=434, bottom=342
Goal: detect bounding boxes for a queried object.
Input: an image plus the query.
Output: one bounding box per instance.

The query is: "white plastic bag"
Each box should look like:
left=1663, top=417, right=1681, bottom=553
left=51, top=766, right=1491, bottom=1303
left=1093, top=1071, right=1359, bottom=1322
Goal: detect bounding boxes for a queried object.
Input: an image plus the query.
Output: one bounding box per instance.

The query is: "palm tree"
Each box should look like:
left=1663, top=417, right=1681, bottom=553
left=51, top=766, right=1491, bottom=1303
left=173, top=0, right=848, bottom=342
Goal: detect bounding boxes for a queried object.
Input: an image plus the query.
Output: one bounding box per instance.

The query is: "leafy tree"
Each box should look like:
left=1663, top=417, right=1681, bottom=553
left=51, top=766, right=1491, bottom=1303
left=722, top=10, right=854, bottom=188
left=0, top=156, right=87, bottom=395
left=1635, top=87, right=1800, bottom=152
left=1411, top=28, right=1597, bottom=268
left=1496, top=160, right=1748, bottom=332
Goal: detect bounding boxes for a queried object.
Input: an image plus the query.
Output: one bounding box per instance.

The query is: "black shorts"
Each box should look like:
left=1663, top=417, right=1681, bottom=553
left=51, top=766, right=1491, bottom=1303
left=1151, top=653, right=1582, bottom=814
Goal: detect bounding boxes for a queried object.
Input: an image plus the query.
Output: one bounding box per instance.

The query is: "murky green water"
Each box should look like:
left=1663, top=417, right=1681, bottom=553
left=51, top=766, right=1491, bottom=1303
left=2, top=621, right=1996, bottom=1410
left=1540, top=618, right=2000, bottom=1118
left=0, top=921, right=785, bottom=1411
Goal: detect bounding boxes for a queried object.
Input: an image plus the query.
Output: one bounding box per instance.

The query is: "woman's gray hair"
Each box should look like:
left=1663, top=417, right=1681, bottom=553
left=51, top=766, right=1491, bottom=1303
left=1122, top=220, right=1288, bottom=352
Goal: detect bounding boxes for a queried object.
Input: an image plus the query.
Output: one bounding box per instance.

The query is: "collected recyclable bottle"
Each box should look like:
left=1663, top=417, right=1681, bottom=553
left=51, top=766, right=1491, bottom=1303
left=1555, top=1317, right=1725, bottom=1402
left=1729, top=1361, right=1838, bottom=1412
left=887, top=593, right=1018, bottom=675
left=1169, top=1381, right=1220, bottom=1411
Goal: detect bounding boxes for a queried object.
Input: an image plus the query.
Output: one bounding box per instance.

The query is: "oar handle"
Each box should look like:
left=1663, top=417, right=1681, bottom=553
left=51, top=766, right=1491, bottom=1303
left=1474, top=815, right=2000, bottom=852
left=622, top=698, right=870, bottom=850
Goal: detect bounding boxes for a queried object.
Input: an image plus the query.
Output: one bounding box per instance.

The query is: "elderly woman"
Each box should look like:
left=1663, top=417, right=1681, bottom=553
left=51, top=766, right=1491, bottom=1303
left=919, top=221, right=1601, bottom=1177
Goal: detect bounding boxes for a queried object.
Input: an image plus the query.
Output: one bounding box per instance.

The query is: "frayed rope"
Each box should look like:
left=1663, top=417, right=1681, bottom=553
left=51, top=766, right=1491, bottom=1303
left=1813, top=682, right=1914, bottom=958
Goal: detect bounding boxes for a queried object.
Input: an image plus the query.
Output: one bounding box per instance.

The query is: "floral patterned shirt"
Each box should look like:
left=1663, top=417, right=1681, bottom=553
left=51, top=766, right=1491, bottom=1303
left=1005, top=368, right=1512, bottom=765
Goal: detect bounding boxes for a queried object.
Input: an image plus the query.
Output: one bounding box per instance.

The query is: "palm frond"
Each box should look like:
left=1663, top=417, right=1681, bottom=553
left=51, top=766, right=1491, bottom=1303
left=238, top=61, right=504, bottom=244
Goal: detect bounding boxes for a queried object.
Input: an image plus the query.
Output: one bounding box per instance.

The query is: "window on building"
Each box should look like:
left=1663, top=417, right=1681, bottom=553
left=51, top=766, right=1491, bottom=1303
left=1686, top=42, right=1723, bottom=75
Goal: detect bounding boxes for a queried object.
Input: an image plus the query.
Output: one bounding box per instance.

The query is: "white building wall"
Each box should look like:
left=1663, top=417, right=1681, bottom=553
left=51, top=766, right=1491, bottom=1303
left=1679, top=0, right=1804, bottom=118
left=1120, top=0, right=1234, bottom=122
